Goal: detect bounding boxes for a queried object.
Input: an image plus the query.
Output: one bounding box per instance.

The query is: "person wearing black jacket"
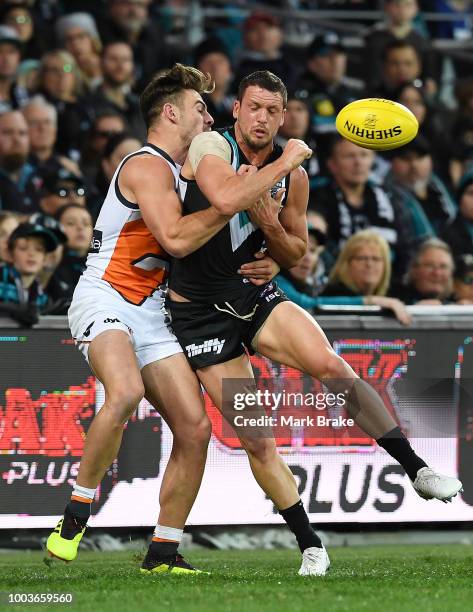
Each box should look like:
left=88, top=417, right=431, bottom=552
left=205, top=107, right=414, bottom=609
left=441, top=171, right=473, bottom=259
left=97, top=0, right=170, bottom=92
left=45, top=203, right=93, bottom=313
left=294, top=31, right=358, bottom=147
left=310, top=135, right=414, bottom=281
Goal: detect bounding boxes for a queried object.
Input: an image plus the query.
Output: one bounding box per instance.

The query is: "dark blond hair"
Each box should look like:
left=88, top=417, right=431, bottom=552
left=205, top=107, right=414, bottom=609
left=329, top=230, right=392, bottom=296
left=140, top=63, right=213, bottom=130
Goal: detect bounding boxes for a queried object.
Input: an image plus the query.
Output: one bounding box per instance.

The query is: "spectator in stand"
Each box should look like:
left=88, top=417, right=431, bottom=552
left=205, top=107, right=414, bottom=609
left=0, top=2, right=46, bottom=61
left=449, top=79, right=473, bottom=187
left=394, top=238, right=455, bottom=304
left=321, top=229, right=411, bottom=323
left=364, top=0, right=429, bottom=89
left=0, top=110, right=40, bottom=213
left=38, top=49, right=89, bottom=159
left=88, top=131, right=141, bottom=219
left=79, top=109, right=127, bottom=185
left=393, top=82, right=449, bottom=177
left=45, top=203, right=93, bottom=309
left=442, top=171, right=473, bottom=258
left=22, top=95, right=82, bottom=179
left=27, top=209, right=67, bottom=298
left=55, top=12, right=102, bottom=92
left=0, top=24, right=29, bottom=113
left=194, top=38, right=234, bottom=129
left=0, top=221, right=58, bottom=323
left=427, top=0, right=473, bottom=40
left=37, top=165, right=86, bottom=217
left=84, top=41, right=145, bottom=141
left=453, top=253, right=473, bottom=304
left=97, top=0, right=169, bottom=91
left=371, top=39, right=435, bottom=99
left=275, top=90, right=319, bottom=184
left=385, top=136, right=457, bottom=236
left=0, top=210, right=21, bottom=261
left=234, top=11, right=296, bottom=91
left=274, top=223, right=411, bottom=319
left=295, top=31, right=358, bottom=139
left=310, top=135, right=415, bottom=280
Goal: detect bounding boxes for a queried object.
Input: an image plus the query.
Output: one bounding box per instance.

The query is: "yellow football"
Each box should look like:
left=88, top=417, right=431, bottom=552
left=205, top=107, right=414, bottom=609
left=335, top=98, right=419, bottom=151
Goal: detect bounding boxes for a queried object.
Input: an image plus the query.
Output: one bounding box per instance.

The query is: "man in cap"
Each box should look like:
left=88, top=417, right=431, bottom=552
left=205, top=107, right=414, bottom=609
left=234, top=10, right=296, bottom=89
left=295, top=31, right=358, bottom=137
left=385, top=135, right=457, bottom=236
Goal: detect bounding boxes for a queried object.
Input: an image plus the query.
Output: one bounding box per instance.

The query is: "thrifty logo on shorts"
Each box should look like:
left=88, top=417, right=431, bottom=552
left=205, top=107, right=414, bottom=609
left=186, top=338, right=226, bottom=358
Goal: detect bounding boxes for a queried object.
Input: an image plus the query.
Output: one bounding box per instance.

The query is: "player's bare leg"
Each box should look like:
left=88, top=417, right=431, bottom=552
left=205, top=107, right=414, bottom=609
left=198, top=354, right=299, bottom=510
left=256, top=301, right=463, bottom=502
left=140, top=353, right=211, bottom=574
left=196, top=354, right=329, bottom=575
left=47, top=330, right=145, bottom=561
left=78, top=331, right=145, bottom=487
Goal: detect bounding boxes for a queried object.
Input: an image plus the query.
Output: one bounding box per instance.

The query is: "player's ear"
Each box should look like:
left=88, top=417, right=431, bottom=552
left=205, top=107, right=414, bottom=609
left=163, top=102, right=179, bottom=124
left=280, top=108, right=286, bottom=127
left=232, top=99, right=240, bottom=120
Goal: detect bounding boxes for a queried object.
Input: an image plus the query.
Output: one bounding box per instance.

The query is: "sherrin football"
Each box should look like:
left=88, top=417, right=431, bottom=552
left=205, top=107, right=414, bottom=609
left=335, top=98, right=419, bottom=151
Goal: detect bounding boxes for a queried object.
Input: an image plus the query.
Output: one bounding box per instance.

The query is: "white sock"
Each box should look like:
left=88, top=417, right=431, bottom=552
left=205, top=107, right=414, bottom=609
left=71, top=483, right=97, bottom=501
left=152, top=524, right=183, bottom=543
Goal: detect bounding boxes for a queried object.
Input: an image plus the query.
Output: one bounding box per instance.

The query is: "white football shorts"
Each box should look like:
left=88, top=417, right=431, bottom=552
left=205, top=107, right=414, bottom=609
left=68, top=285, right=182, bottom=370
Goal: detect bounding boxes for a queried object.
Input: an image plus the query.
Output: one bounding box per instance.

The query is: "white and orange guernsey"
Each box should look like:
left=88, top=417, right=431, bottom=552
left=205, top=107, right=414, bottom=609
left=68, top=143, right=183, bottom=369
left=77, top=143, right=178, bottom=307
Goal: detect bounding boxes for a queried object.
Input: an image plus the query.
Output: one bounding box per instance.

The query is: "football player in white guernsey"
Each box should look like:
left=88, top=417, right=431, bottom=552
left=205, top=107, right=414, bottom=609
left=47, top=64, right=312, bottom=574
left=167, top=71, right=463, bottom=577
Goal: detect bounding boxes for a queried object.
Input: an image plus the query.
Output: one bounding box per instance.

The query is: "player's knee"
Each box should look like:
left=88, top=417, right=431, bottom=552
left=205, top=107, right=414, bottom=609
left=106, top=381, right=145, bottom=423
left=242, top=437, right=277, bottom=464
left=173, top=413, right=212, bottom=450
left=194, top=415, right=212, bottom=446
left=319, top=350, right=351, bottom=380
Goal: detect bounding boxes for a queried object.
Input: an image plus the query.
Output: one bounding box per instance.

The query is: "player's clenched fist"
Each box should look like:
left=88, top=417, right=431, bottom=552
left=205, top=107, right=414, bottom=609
left=281, top=139, right=312, bottom=172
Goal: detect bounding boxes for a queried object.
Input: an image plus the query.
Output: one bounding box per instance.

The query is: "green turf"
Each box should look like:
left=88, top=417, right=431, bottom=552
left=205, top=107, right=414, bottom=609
left=0, top=545, right=472, bottom=612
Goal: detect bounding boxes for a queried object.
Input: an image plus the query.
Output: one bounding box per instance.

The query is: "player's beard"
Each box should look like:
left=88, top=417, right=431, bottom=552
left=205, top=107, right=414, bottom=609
left=0, top=152, right=27, bottom=173
left=241, top=130, right=272, bottom=151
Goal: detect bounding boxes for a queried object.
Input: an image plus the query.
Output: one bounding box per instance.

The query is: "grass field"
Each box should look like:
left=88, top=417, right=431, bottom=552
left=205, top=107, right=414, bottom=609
left=0, top=545, right=472, bottom=612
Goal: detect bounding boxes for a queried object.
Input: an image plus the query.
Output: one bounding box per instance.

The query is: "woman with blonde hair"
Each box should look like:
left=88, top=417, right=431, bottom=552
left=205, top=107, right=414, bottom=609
left=322, top=230, right=411, bottom=324
left=326, top=230, right=391, bottom=296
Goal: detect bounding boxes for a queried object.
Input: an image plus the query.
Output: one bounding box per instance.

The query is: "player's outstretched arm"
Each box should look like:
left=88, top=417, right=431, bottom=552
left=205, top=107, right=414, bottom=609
left=187, top=132, right=311, bottom=216
left=119, top=155, right=231, bottom=258
left=249, top=166, right=309, bottom=269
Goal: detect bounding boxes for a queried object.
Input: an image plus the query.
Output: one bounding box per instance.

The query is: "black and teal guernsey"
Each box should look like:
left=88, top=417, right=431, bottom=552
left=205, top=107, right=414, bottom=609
left=169, top=126, right=291, bottom=303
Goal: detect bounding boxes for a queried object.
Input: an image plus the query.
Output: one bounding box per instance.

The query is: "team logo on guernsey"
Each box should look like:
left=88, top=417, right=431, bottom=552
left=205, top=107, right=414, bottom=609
left=270, top=179, right=284, bottom=199
left=186, top=338, right=226, bottom=358
left=89, top=229, right=102, bottom=253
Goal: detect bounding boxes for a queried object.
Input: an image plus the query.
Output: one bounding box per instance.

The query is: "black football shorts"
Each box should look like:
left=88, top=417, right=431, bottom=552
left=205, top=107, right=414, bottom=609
left=166, top=281, right=288, bottom=370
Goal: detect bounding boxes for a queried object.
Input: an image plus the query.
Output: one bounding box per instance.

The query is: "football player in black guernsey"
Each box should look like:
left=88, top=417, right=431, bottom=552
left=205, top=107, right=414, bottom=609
left=167, top=70, right=463, bottom=577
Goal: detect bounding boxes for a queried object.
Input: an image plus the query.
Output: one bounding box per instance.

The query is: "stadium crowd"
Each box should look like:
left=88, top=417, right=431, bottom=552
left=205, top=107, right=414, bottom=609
left=0, top=0, right=472, bottom=326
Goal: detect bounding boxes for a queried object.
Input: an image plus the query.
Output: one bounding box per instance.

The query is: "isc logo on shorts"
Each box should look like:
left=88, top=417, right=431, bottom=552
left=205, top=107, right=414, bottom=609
left=186, top=338, right=225, bottom=358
